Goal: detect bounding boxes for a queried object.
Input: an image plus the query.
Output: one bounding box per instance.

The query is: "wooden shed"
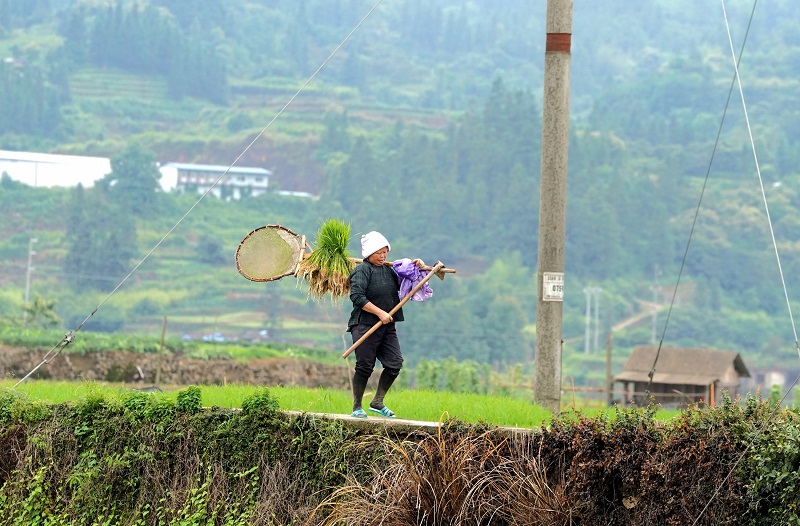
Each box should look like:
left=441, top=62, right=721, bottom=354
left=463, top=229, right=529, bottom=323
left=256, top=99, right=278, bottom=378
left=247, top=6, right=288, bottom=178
left=614, top=346, right=750, bottom=408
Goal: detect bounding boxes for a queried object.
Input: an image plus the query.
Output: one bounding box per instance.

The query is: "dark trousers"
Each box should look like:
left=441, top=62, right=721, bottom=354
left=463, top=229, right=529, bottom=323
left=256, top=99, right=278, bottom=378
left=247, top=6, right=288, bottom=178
left=351, top=322, right=403, bottom=377
left=350, top=323, right=403, bottom=411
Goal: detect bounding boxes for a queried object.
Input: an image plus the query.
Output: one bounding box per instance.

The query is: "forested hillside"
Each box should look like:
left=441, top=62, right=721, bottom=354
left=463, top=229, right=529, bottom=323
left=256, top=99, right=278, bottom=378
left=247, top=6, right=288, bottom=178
left=2, top=0, right=800, bottom=387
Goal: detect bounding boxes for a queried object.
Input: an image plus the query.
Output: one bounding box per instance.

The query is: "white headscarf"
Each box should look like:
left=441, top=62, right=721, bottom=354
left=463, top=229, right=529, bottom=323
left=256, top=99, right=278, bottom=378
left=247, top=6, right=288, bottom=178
left=361, top=231, right=391, bottom=258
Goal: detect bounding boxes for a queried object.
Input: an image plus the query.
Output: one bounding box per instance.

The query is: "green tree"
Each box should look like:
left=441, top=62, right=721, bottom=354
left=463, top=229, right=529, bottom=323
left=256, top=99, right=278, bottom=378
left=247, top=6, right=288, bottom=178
left=101, top=143, right=162, bottom=217
left=23, top=294, right=61, bottom=329
left=285, top=0, right=310, bottom=74
left=566, top=181, right=628, bottom=279
left=1, top=172, right=22, bottom=190
left=77, top=0, right=227, bottom=103
left=482, top=296, right=530, bottom=365
left=0, top=0, right=52, bottom=28
left=154, top=0, right=229, bottom=31
left=317, top=109, right=351, bottom=158
left=63, top=185, right=138, bottom=292
left=401, top=0, right=442, bottom=52
left=226, top=112, right=254, bottom=133
left=341, top=51, right=366, bottom=90
left=325, top=136, right=376, bottom=215
left=197, top=237, right=227, bottom=265
left=490, top=162, right=538, bottom=261
left=0, top=60, right=63, bottom=136
left=441, top=8, right=472, bottom=54
left=62, top=185, right=94, bottom=290
left=58, top=7, right=89, bottom=64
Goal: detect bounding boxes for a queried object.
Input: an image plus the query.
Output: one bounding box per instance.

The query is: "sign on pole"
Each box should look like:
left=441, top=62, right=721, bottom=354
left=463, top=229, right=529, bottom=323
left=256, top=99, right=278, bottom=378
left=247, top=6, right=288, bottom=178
left=542, top=272, right=564, bottom=302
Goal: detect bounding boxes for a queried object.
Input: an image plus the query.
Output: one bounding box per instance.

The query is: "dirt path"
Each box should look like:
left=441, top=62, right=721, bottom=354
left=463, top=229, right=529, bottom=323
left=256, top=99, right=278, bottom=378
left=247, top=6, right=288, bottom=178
left=611, top=300, right=667, bottom=332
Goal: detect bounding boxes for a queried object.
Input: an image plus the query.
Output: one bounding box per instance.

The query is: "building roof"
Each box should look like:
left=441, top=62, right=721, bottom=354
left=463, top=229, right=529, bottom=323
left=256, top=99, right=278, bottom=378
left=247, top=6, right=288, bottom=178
left=0, top=149, right=110, bottom=165
left=162, top=162, right=271, bottom=176
left=614, top=346, right=750, bottom=386
left=0, top=149, right=111, bottom=188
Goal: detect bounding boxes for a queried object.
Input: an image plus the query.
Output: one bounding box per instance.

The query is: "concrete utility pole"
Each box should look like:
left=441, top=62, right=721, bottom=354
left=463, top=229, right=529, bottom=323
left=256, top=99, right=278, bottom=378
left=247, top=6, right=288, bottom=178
left=583, top=286, right=601, bottom=353
left=606, top=332, right=613, bottom=406
left=23, top=237, right=38, bottom=325
left=651, top=263, right=661, bottom=343
left=584, top=287, right=591, bottom=355
left=535, top=0, right=573, bottom=412
left=593, top=287, right=601, bottom=354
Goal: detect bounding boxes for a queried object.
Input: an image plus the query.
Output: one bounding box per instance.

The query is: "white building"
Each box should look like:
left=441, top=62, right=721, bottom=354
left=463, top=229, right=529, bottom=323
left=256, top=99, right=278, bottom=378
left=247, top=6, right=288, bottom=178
left=0, top=151, right=273, bottom=199
left=0, top=150, right=112, bottom=188
left=160, top=162, right=271, bottom=200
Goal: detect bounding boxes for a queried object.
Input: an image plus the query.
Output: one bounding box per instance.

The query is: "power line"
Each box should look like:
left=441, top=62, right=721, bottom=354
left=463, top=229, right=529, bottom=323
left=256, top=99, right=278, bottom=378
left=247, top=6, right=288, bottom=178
left=645, top=0, right=758, bottom=398
left=12, top=0, right=386, bottom=388
left=691, top=0, right=800, bottom=523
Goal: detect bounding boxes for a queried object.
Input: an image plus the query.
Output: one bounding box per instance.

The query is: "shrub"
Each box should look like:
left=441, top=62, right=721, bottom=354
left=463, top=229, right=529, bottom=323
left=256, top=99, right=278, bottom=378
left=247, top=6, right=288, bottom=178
left=176, top=385, right=202, bottom=414
left=414, top=357, right=441, bottom=390
left=4, top=391, right=800, bottom=524
left=240, top=387, right=279, bottom=418
left=0, top=388, right=27, bottom=425
left=744, top=405, right=800, bottom=525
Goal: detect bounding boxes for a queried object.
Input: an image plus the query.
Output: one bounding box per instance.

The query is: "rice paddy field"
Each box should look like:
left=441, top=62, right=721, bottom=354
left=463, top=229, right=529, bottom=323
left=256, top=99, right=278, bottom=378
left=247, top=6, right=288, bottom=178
left=1, top=380, right=679, bottom=428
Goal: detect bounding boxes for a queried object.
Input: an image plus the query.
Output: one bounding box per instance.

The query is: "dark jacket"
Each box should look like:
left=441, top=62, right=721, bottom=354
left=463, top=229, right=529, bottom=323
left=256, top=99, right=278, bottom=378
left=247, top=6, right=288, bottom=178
left=347, top=262, right=404, bottom=330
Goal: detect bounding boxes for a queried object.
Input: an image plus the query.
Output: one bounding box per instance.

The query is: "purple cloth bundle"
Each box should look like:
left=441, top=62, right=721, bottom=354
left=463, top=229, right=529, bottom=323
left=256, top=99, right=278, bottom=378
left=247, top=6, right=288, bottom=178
left=392, top=258, right=433, bottom=301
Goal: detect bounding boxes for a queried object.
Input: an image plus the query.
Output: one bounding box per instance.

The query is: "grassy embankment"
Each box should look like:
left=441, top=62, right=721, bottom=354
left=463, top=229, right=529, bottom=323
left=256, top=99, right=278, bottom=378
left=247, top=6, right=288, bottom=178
left=0, top=382, right=791, bottom=525
left=1, top=379, right=680, bottom=429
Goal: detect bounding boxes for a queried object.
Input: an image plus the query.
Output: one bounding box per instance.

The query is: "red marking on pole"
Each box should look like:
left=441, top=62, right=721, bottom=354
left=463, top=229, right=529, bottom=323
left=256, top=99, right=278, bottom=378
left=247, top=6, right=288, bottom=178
left=546, top=33, right=571, bottom=53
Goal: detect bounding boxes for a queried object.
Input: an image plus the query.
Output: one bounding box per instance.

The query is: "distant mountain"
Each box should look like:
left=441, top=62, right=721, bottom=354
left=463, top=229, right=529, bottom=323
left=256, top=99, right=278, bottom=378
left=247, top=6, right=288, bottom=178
left=2, top=0, right=800, bottom=376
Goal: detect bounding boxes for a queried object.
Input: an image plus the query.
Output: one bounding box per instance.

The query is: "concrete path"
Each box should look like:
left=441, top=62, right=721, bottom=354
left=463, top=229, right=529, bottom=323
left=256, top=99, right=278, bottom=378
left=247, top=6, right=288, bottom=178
left=286, top=410, right=539, bottom=436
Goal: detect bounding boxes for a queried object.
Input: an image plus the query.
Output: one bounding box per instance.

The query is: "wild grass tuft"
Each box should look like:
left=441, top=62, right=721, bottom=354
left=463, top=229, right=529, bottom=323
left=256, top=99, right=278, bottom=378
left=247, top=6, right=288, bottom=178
left=314, top=419, right=576, bottom=525
left=471, top=434, right=573, bottom=525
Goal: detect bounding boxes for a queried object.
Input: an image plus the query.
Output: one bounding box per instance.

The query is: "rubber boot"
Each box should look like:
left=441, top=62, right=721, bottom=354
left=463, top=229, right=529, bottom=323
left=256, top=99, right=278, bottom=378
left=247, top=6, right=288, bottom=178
left=352, top=370, right=370, bottom=412
left=370, top=368, right=400, bottom=410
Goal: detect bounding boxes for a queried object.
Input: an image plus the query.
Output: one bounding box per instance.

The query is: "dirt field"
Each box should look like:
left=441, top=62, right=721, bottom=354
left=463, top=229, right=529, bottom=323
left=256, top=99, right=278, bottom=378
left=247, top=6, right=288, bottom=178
left=0, top=345, right=355, bottom=389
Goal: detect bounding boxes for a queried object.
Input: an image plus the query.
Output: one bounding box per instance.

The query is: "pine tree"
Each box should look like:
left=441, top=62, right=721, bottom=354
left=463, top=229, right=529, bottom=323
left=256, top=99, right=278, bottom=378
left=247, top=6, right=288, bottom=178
left=63, top=187, right=138, bottom=292
left=63, top=185, right=96, bottom=290
left=325, top=110, right=351, bottom=153
left=102, top=143, right=162, bottom=217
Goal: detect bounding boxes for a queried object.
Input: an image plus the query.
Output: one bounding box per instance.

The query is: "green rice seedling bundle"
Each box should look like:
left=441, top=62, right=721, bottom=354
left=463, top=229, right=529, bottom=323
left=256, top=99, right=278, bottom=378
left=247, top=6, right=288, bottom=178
left=296, top=219, right=354, bottom=300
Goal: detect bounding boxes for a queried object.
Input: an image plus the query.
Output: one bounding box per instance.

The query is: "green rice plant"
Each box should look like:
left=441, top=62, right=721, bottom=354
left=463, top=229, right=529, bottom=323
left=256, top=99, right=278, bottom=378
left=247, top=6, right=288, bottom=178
left=2, top=381, right=549, bottom=427
left=296, top=219, right=354, bottom=300
left=0, top=379, right=681, bottom=430
left=392, top=389, right=552, bottom=428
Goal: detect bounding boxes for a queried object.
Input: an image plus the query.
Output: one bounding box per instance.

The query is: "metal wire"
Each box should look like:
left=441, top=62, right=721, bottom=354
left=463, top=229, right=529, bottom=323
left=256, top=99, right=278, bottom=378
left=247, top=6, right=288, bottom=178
left=12, top=0, right=385, bottom=387
left=692, top=0, right=800, bottom=523
left=644, top=0, right=758, bottom=398
left=719, top=0, right=799, bottom=351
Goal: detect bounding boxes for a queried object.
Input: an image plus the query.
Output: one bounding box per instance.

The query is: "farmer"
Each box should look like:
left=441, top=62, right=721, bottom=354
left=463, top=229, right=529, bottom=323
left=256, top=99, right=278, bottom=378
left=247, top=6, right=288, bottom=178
left=347, top=231, right=424, bottom=418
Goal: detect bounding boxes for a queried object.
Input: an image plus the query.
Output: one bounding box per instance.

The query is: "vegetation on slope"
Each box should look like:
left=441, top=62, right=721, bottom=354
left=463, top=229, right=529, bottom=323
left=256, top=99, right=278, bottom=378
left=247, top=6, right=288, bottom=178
left=0, top=386, right=799, bottom=524
left=2, top=0, right=800, bottom=384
